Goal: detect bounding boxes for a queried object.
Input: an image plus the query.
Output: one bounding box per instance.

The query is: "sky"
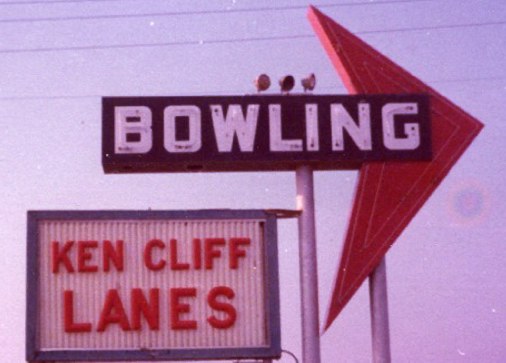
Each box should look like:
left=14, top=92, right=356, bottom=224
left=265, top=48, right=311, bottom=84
left=0, top=0, right=505, bottom=362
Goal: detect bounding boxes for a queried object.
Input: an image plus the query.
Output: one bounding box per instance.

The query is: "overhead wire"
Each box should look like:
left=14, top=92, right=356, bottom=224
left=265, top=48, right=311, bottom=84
left=0, top=0, right=430, bottom=8
left=0, top=0, right=431, bottom=24
left=0, top=0, right=130, bottom=5
left=0, top=18, right=504, bottom=55
left=0, top=0, right=502, bottom=101
left=0, top=0, right=502, bottom=55
left=359, top=19, right=506, bottom=34
left=0, top=76, right=504, bottom=102
left=0, top=34, right=312, bottom=54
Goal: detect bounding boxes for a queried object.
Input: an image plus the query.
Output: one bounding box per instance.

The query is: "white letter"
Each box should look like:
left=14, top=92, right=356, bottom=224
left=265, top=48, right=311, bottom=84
left=210, top=104, right=259, bottom=152
left=305, top=104, right=319, bottom=151
left=164, top=105, right=202, bottom=153
left=114, top=106, right=152, bottom=154
left=382, top=102, right=420, bottom=150
left=269, top=104, right=303, bottom=151
left=331, top=103, right=372, bottom=151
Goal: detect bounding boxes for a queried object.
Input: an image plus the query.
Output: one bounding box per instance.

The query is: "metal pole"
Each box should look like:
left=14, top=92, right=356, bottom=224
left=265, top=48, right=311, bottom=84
left=369, top=256, right=391, bottom=363
left=295, top=165, right=321, bottom=363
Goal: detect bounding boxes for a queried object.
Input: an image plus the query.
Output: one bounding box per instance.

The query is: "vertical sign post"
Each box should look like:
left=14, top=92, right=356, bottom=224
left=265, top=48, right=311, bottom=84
left=369, top=257, right=391, bottom=363
left=296, top=165, right=321, bottom=363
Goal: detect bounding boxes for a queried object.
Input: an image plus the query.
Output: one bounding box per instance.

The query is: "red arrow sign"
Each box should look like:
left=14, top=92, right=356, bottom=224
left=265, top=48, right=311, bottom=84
left=307, top=6, right=484, bottom=331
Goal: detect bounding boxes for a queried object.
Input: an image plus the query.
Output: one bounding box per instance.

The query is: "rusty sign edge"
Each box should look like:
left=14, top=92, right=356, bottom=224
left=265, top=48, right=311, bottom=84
left=26, top=209, right=281, bottom=362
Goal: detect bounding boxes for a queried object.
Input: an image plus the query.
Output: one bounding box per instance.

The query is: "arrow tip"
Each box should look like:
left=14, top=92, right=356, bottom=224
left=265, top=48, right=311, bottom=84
left=308, top=5, right=484, bottom=332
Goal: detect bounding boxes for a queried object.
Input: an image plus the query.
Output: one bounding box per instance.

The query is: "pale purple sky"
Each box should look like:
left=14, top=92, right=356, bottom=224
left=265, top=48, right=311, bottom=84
left=0, top=0, right=505, bottom=362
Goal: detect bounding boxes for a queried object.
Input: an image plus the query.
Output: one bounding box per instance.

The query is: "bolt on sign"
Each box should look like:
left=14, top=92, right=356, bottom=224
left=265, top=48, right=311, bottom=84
left=102, top=94, right=431, bottom=173
left=26, top=210, right=281, bottom=361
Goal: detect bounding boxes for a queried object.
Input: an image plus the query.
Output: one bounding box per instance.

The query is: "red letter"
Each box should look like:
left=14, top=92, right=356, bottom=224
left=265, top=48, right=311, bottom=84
left=193, top=238, right=202, bottom=270
left=52, top=241, right=74, bottom=273
left=207, top=286, right=236, bottom=329
left=144, top=239, right=166, bottom=270
left=131, top=288, right=160, bottom=331
left=170, top=239, right=190, bottom=270
left=103, top=240, right=124, bottom=272
left=97, top=289, right=131, bottom=332
left=78, top=241, right=98, bottom=272
left=229, top=238, right=250, bottom=269
left=170, top=288, right=197, bottom=330
left=64, top=290, right=92, bottom=333
left=205, top=238, right=225, bottom=269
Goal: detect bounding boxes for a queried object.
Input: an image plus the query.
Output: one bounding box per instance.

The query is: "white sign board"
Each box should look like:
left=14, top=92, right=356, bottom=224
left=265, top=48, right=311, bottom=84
left=26, top=210, right=280, bottom=361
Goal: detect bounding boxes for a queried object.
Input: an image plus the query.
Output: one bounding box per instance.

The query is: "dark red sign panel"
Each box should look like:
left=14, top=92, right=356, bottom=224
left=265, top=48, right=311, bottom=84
left=102, top=95, right=431, bottom=173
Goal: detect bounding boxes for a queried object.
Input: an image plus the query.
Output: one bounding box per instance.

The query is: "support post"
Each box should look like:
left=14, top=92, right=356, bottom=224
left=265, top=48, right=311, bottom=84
left=295, top=165, right=321, bottom=363
left=369, top=256, right=391, bottom=363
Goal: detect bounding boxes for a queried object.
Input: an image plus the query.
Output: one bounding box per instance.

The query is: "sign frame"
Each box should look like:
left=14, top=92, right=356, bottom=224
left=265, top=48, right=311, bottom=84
left=26, top=209, right=281, bottom=362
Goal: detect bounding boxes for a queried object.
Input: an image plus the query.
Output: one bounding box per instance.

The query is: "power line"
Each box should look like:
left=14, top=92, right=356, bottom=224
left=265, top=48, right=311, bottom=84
left=0, top=19, right=504, bottom=55
left=0, top=76, right=504, bottom=102
left=0, top=94, right=102, bottom=101
left=428, top=75, right=506, bottom=84
left=359, top=20, right=506, bottom=34
left=0, top=1, right=431, bottom=24
left=0, top=34, right=313, bottom=54
left=0, top=0, right=130, bottom=5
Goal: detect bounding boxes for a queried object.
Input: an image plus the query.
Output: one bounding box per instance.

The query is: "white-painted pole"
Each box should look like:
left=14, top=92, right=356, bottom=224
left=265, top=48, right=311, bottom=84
left=295, top=165, right=321, bottom=363
left=369, top=256, right=391, bottom=363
